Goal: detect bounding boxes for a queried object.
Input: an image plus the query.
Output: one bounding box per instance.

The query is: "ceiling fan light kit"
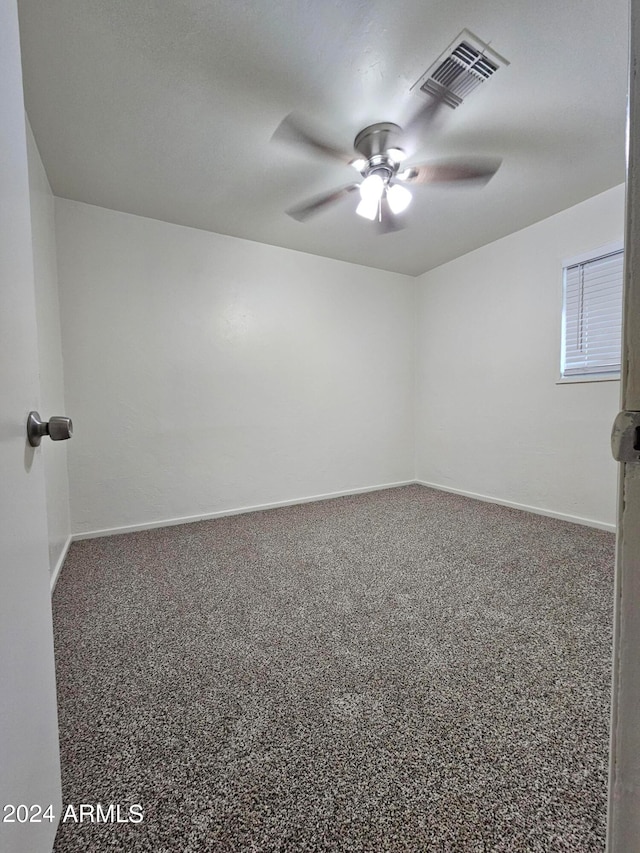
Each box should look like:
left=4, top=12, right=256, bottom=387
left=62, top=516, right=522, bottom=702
left=350, top=123, right=413, bottom=221
left=353, top=158, right=413, bottom=221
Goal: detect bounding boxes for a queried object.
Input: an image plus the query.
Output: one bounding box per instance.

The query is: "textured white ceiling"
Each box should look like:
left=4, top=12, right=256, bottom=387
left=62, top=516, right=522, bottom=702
left=17, top=0, right=629, bottom=276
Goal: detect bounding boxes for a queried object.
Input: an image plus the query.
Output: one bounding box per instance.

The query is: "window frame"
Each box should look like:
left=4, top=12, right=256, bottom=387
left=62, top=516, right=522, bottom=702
left=557, top=240, right=624, bottom=385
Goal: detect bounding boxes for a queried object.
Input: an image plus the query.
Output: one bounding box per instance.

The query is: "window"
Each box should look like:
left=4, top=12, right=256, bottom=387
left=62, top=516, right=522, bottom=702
left=561, top=243, right=624, bottom=380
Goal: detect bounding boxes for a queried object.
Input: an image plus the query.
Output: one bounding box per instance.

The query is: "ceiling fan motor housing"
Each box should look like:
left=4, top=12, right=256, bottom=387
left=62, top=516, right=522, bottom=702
left=353, top=122, right=404, bottom=182
left=354, top=122, right=402, bottom=158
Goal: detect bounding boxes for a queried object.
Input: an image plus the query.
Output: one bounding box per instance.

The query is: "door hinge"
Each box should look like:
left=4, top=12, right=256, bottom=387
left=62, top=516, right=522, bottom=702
left=611, top=410, right=640, bottom=463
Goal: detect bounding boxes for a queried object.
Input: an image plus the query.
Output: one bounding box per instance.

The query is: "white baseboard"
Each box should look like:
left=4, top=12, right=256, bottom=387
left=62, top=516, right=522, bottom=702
left=50, top=535, right=72, bottom=595
left=71, top=480, right=415, bottom=541
left=68, top=478, right=615, bottom=545
left=415, top=479, right=616, bottom=532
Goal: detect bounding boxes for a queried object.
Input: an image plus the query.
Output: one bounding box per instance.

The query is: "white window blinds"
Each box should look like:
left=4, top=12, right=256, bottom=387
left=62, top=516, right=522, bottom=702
left=561, top=248, right=624, bottom=377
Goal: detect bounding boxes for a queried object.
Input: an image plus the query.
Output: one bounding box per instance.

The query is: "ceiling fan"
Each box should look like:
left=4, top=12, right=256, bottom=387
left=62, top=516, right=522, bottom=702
left=272, top=101, right=502, bottom=233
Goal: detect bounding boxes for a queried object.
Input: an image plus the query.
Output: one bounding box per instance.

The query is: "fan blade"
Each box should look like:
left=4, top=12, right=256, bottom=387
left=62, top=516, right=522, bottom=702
left=286, top=184, right=360, bottom=222
left=375, top=197, right=406, bottom=235
left=397, top=157, right=502, bottom=186
left=401, top=87, right=449, bottom=144
left=272, top=113, right=353, bottom=163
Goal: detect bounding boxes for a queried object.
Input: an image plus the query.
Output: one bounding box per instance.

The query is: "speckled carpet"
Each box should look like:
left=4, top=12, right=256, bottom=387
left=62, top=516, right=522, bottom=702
left=52, top=485, right=614, bottom=852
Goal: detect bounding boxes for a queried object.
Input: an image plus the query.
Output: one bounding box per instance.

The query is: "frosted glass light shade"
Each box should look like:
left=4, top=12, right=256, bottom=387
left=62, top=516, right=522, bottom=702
left=359, top=174, right=384, bottom=201
left=386, top=183, right=412, bottom=214
left=387, top=147, right=407, bottom=162
left=356, top=197, right=379, bottom=220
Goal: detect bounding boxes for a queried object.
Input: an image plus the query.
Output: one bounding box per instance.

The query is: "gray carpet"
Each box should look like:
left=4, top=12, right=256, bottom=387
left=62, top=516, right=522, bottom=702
left=52, top=485, right=614, bottom=852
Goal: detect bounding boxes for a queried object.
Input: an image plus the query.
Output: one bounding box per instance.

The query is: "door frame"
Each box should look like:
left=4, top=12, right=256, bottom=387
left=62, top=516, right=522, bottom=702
left=607, top=0, right=640, bottom=848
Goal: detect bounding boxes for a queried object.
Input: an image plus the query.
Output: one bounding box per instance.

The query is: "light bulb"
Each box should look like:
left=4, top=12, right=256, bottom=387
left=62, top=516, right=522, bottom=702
left=349, top=158, right=367, bottom=172
left=386, top=183, right=412, bottom=215
left=397, top=167, right=417, bottom=182
left=359, top=174, right=384, bottom=202
left=356, top=197, right=379, bottom=220
left=387, top=147, right=407, bottom=163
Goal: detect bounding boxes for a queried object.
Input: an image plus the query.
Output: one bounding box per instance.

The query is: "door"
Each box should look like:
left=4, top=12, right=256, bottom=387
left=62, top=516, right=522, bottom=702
left=0, top=0, right=62, bottom=851
left=608, top=0, right=640, bottom=849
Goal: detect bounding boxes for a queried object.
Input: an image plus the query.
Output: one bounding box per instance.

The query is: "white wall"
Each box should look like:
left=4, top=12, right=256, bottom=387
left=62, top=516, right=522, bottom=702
left=415, top=184, right=624, bottom=529
left=54, top=199, right=415, bottom=536
left=26, top=120, right=71, bottom=578
left=52, top=185, right=623, bottom=536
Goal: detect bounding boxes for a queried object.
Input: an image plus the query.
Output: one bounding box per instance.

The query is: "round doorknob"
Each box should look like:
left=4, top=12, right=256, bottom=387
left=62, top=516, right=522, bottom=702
left=48, top=416, right=73, bottom=441
left=27, top=411, right=73, bottom=447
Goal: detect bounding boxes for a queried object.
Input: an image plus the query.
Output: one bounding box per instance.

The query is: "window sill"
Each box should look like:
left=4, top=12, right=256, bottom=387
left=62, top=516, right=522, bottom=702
left=556, top=374, right=620, bottom=385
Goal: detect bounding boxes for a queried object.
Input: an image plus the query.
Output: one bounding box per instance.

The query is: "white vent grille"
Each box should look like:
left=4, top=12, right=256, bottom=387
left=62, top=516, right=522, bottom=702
left=413, top=31, right=508, bottom=109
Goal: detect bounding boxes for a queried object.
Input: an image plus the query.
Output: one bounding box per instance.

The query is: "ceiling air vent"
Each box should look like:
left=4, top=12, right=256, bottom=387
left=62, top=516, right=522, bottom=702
left=413, top=30, right=508, bottom=109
